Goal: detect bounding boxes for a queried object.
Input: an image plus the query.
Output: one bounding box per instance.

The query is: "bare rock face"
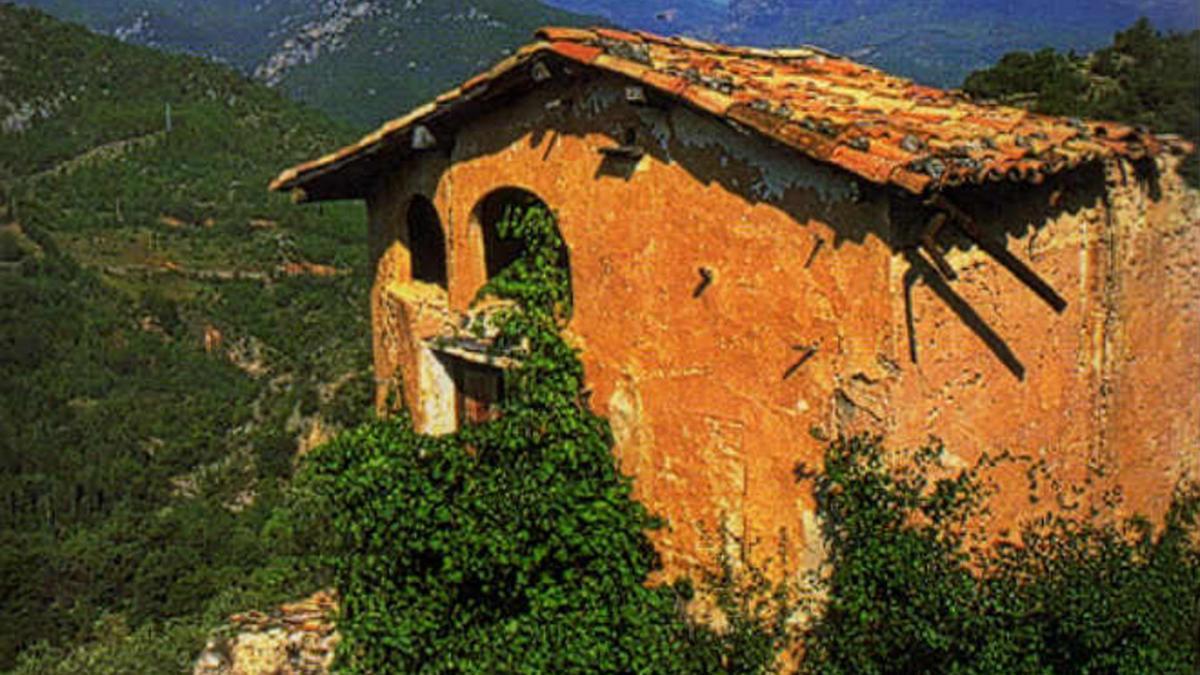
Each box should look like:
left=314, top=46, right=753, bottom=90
left=254, top=1, right=382, bottom=86
left=194, top=590, right=339, bottom=675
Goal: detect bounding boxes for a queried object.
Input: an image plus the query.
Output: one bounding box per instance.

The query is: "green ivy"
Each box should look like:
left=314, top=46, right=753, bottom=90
left=797, top=436, right=1200, bottom=674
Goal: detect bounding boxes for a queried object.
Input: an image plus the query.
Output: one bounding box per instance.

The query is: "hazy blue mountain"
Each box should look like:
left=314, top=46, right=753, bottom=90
left=15, top=0, right=1199, bottom=120
left=546, top=0, right=1200, bottom=85
left=537, top=0, right=726, bottom=35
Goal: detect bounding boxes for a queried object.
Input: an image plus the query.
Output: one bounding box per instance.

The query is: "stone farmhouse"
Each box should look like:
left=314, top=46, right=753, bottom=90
left=272, top=27, right=1199, bottom=572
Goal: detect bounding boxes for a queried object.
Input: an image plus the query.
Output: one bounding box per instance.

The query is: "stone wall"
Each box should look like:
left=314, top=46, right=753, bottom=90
left=889, top=156, right=1200, bottom=526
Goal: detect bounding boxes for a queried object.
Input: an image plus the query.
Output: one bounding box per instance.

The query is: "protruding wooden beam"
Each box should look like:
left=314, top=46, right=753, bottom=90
left=783, top=343, right=819, bottom=380
left=920, top=212, right=956, bottom=280
left=598, top=145, right=644, bottom=160
left=804, top=236, right=825, bottom=269
left=926, top=193, right=1067, bottom=313
left=693, top=266, right=714, bottom=297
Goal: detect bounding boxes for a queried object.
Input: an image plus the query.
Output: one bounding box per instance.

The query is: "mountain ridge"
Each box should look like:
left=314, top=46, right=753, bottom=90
left=14, top=0, right=1199, bottom=127
left=546, top=0, right=1200, bottom=85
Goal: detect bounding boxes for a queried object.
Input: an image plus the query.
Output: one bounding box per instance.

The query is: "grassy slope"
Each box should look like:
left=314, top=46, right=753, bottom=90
left=0, top=5, right=372, bottom=670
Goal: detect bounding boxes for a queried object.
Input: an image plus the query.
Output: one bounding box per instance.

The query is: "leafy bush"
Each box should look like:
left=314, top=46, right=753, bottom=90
left=0, top=230, right=23, bottom=262
left=797, top=435, right=1200, bottom=674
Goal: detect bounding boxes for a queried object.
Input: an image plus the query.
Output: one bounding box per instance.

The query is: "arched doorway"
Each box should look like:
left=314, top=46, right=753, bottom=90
left=406, top=195, right=447, bottom=288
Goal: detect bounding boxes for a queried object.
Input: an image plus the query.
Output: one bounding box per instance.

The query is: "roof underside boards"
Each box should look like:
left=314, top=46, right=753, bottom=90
left=271, top=27, right=1188, bottom=201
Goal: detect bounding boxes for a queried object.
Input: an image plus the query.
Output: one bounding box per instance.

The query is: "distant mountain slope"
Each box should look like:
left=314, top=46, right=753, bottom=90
left=270, top=0, right=601, bottom=128
left=14, top=0, right=600, bottom=128
left=0, top=5, right=372, bottom=669
left=546, top=0, right=1200, bottom=85
left=538, top=0, right=725, bottom=35
left=15, top=0, right=1199, bottom=123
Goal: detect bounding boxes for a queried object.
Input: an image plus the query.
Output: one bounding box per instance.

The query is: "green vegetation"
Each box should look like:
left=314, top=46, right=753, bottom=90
left=964, top=19, right=1200, bottom=183
left=292, top=205, right=1199, bottom=673
left=1, top=5, right=372, bottom=670
left=796, top=436, right=1200, bottom=673
left=3, top=5, right=1197, bottom=673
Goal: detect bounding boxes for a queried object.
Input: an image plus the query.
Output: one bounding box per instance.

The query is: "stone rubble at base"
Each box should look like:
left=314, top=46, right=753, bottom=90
left=193, top=590, right=339, bottom=675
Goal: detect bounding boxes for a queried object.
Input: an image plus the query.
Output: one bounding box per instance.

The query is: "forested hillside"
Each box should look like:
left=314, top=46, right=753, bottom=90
left=17, top=0, right=1197, bottom=128
left=0, top=5, right=372, bottom=670
left=13, top=0, right=600, bottom=128
left=2, top=3, right=1197, bottom=672
left=963, top=19, right=1199, bottom=183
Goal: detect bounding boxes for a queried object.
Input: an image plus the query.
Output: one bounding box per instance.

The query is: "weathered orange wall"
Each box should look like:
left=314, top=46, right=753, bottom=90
left=888, top=159, right=1200, bottom=526
left=366, top=72, right=1200, bottom=575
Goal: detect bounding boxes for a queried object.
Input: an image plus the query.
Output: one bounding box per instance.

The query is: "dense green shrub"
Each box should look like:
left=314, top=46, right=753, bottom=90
left=293, top=207, right=1199, bottom=673
left=0, top=230, right=22, bottom=262
left=797, top=436, right=1200, bottom=674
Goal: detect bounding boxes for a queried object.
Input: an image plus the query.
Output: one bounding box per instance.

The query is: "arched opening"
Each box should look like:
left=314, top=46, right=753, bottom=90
left=474, top=188, right=571, bottom=299
left=477, top=188, right=536, bottom=280
left=406, top=195, right=447, bottom=288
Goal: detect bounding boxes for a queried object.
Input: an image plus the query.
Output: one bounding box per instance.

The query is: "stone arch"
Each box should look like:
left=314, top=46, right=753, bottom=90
left=406, top=195, right=447, bottom=289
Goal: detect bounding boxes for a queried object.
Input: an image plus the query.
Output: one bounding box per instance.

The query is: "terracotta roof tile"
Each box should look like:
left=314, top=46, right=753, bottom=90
left=534, top=27, right=595, bottom=42
left=547, top=40, right=602, bottom=64
left=460, top=71, right=492, bottom=93
left=272, top=27, right=1189, bottom=197
left=594, top=27, right=642, bottom=43
left=684, top=84, right=735, bottom=117
left=592, top=53, right=651, bottom=82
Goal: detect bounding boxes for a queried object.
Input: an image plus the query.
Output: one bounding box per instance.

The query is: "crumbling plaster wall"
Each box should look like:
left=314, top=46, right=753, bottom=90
left=889, top=157, right=1200, bottom=527
left=365, top=71, right=1199, bottom=574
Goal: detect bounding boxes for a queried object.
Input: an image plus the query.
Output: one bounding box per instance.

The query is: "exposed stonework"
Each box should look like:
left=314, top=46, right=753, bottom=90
left=193, top=590, right=339, bottom=675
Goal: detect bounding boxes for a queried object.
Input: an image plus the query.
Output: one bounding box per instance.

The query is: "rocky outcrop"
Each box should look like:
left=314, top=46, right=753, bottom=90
left=193, top=590, right=339, bottom=675
left=254, top=1, right=382, bottom=86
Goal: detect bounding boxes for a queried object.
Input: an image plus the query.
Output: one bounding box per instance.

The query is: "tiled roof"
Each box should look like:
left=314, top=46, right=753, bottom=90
left=271, top=27, right=1187, bottom=199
